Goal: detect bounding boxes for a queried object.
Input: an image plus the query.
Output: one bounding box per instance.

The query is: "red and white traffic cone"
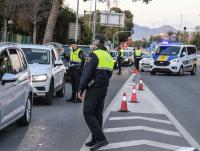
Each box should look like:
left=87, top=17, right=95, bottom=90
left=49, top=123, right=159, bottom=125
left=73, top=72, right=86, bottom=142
left=131, top=85, right=138, bottom=103
left=119, top=93, right=129, bottom=112
left=138, top=78, right=144, bottom=91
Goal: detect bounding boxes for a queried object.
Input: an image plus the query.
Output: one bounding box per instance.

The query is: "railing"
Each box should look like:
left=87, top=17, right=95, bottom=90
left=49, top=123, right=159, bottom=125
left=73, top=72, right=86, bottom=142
left=0, top=32, right=31, bottom=44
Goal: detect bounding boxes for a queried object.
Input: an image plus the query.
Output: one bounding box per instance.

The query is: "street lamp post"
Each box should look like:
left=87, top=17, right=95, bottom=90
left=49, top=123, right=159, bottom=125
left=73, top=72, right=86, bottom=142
left=75, top=0, right=80, bottom=43
left=179, top=14, right=183, bottom=43
left=92, top=0, right=97, bottom=41
left=8, top=20, right=13, bottom=42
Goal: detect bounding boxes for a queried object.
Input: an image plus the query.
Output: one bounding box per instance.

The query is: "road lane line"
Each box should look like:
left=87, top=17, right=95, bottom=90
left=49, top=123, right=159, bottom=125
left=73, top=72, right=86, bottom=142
left=99, top=140, right=188, bottom=150
left=109, top=116, right=172, bottom=124
left=104, top=126, right=182, bottom=137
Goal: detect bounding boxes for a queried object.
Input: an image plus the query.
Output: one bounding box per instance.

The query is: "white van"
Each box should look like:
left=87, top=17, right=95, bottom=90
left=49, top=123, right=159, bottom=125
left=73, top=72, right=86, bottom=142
left=151, top=44, right=197, bottom=76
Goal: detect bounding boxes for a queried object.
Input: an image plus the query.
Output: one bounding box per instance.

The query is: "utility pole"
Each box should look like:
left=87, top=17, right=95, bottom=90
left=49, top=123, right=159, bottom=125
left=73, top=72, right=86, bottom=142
left=75, top=0, right=80, bottom=42
left=92, top=0, right=97, bottom=41
left=179, top=14, right=183, bottom=43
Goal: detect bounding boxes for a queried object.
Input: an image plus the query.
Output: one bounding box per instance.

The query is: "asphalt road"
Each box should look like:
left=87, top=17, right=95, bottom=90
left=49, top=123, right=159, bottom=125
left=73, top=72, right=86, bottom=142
left=0, top=67, right=131, bottom=151
left=141, top=69, right=200, bottom=145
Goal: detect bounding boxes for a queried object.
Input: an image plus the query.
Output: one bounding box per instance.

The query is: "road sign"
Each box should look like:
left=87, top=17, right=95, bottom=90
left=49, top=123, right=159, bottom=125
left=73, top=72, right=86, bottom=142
left=68, top=22, right=81, bottom=40
left=100, top=11, right=124, bottom=27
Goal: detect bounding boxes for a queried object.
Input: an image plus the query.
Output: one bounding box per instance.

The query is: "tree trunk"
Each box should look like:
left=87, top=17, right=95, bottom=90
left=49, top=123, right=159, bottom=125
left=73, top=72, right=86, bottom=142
left=43, top=0, right=62, bottom=44
left=33, top=23, right=37, bottom=44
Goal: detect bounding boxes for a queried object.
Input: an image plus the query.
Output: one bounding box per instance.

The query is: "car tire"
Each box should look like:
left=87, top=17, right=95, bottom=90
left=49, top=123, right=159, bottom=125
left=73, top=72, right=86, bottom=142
left=56, top=78, right=65, bottom=97
left=150, top=71, right=156, bottom=75
left=17, top=95, right=32, bottom=126
left=191, top=65, right=197, bottom=76
left=44, top=80, right=54, bottom=105
left=178, top=66, right=184, bottom=76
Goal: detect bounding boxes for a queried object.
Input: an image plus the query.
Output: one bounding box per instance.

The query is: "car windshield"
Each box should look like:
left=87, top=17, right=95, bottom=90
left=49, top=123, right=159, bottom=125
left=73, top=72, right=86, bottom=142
left=79, top=46, right=91, bottom=56
left=123, top=52, right=129, bottom=57
left=22, top=48, right=50, bottom=64
left=110, top=51, right=117, bottom=57
left=156, top=46, right=181, bottom=56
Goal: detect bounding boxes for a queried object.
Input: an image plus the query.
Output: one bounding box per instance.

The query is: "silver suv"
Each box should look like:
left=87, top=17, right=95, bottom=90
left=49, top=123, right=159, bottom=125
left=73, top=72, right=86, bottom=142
left=0, top=43, right=32, bottom=130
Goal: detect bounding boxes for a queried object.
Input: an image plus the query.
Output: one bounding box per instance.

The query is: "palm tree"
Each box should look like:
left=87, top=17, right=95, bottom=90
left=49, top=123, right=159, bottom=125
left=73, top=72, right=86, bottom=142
left=43, top=0, right=63, bottom=44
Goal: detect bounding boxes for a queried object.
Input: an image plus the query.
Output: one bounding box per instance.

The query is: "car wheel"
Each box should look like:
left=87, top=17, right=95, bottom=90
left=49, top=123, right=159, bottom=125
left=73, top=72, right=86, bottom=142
left=178, top=66, right=184, bottom=76
left=150, top=71, right=156, bottom=75
left=191, top=65, right=197, bottom=76
left=44, top=81, right=54, bottom=105
left=56, top=78, right=65, bottom=97
left=17, top=95, right=32, bottom=126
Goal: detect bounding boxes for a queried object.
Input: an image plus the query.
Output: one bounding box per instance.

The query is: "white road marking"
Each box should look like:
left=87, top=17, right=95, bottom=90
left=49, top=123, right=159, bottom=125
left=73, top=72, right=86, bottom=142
left=109, top=116, right=172, bottom=125
left=104, top=126, right=182, bottom=137
left=99, top=140, right=188, bottom=150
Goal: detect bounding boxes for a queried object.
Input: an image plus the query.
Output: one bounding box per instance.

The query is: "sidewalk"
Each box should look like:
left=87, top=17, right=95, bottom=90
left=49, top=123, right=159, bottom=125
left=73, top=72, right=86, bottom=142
left=80, top=75, right=200, bottom=151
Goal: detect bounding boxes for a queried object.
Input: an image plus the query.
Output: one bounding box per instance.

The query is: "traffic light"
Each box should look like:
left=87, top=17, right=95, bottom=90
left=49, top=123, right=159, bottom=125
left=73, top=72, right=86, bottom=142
left=184, top=27, right=187, bottom=31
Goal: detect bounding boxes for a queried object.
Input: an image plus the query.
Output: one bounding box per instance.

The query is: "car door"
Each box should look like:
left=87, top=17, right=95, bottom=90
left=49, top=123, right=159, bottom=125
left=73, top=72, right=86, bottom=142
left=51, top=49, right=63, bottom=89
left=187, top=47, right=197, bottom=71
left=179, top=47, right=189, bottom=71
left=0, top=49, right=22, bottom=127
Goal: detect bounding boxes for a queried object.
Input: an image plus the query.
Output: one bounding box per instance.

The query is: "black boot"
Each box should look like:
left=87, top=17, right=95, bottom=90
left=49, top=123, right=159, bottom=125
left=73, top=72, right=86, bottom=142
left=85, top=140, right=96, bottom=147
left=90, top=140, right=109, bottom=151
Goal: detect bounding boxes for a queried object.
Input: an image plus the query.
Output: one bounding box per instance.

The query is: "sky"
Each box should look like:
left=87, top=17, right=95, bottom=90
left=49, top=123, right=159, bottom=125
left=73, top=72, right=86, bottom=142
left=64, top=0, right=200, bottom=30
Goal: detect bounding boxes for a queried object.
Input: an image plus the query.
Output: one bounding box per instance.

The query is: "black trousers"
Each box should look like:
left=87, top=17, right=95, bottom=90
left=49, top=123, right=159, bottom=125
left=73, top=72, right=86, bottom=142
left=135, top=58, right=141, bottom=70
left=83, top=86, right=108, bottom=141
left=70, top=69, right=81, bottom=99
left=118, top=60, right=122, bottom=74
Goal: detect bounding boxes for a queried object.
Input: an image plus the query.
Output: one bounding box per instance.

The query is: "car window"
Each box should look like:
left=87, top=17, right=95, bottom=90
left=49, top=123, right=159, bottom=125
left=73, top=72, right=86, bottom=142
left=52, top=49, right=56, bottom=64
left=22, top=48, right=50, bottom=64
left=180, top=47, right=187, bottom=57
left=8, top=49, right=24, bottom=73
left=17, top=49, right=27, bottom=71
left=156, top=46, right=181, bottom=56
left=187, top=47, right=196, bottom=55
left=0, top=50, right=13, bottom=81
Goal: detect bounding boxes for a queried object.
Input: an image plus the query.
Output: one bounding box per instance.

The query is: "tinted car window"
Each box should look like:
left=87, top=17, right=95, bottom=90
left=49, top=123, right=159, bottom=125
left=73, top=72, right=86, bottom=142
left=0, top=50, right=12, bottom=81
left=187, top=47, right=196, bottom=55
left=156, top=46, right=181, bottom=56
left=180, top=47, right=187, bottom=57
left=9, top=49, right=23, bottom=73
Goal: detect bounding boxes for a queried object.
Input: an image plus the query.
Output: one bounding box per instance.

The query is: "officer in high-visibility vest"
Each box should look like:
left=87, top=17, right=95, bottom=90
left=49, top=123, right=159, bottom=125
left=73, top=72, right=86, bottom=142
left=78, top=35, right=114, bottom=151
left=66, top=40, right=85, bottom=103
left=134, top=47, right=142, bottom=70
left=117, top=46, right=123, bottom=75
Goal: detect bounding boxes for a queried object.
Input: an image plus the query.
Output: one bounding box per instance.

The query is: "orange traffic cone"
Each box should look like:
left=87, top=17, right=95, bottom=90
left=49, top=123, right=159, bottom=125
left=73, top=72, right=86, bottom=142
left=138, top=78, right=144, bottom=91
left=131, top=85, right=138, bottom=103
left=119, top=93, right=129, bottom=112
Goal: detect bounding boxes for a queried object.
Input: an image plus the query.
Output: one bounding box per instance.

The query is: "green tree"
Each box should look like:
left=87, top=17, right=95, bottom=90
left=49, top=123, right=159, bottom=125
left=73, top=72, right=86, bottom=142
left=191, top=26, right=200, bottom=50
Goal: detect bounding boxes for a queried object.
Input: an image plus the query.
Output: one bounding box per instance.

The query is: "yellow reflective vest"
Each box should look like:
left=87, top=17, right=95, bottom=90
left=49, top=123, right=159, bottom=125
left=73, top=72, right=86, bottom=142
left=92, top=49, right=114, bottom=71
left=135, top=49, right=142, bottom=57
left=70, top=48, right=81, bottom=63
left=120, top=48, right=124, bottom=57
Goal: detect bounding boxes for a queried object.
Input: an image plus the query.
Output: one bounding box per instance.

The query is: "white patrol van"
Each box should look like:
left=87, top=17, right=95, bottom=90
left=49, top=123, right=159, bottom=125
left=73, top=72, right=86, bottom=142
left=151, top=44, right=197, bottom=76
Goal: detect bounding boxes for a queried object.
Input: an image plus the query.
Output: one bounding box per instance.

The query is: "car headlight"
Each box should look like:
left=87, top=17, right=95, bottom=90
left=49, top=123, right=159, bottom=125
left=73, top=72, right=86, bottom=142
left=32, top=75, right=48, bottom=82
left=170, top=59, right=179, bottom=63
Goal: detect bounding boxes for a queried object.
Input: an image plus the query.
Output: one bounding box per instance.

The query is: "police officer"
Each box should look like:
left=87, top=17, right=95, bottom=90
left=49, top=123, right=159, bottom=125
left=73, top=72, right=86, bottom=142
left=134, top=47, right=142, bottom=70
left=117, top=46, right=123, bottom=75
left=78, top=35, right=114, bottom=151
left=66, top=40, right=85, bottom=103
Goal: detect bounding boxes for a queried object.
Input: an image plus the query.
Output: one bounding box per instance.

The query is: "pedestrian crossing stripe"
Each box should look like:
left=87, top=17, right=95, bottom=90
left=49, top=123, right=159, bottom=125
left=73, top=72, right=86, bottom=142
left=99, top=140, right=189, bottom=150
left=109, top=116, right=172, bottom=125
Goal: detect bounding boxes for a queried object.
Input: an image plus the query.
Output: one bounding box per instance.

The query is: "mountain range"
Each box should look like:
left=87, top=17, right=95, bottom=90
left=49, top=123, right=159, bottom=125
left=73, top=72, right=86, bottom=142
left=133, top=24, right=177, bottom=40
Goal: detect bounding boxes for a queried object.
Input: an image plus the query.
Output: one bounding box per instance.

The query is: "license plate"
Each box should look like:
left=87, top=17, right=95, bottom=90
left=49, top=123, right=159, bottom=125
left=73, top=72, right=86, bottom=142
left=158, top=56, right=169, bottom=61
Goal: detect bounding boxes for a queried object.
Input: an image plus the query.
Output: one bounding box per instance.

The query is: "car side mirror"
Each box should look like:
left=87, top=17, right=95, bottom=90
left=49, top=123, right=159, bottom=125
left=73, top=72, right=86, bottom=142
left=2, top=73, right=18, bottom=85
left=181, top=52, right=187, bottom=58
left=54, top=60, right=63, bottom=67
